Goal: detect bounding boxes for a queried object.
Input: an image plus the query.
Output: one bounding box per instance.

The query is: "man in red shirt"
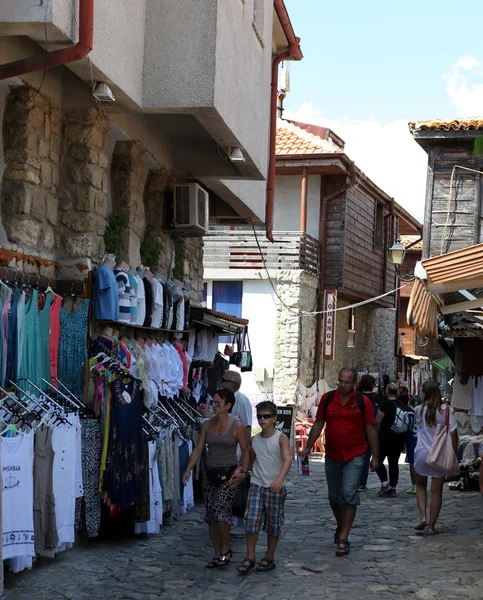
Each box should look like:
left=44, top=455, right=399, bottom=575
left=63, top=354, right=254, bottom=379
left=301, top=367, right=379, bottom=556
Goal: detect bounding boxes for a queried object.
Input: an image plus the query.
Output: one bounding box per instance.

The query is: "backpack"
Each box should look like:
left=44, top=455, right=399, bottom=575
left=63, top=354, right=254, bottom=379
left=324, top=390, right=366, bottom=419
left=390, top=400, right=415, bottom=434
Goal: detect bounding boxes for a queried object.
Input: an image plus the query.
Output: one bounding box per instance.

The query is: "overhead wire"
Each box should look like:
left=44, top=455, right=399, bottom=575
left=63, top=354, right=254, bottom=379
left=249, top=221, right=406, bottom=317
left=31, top=0, right=50, bottom=100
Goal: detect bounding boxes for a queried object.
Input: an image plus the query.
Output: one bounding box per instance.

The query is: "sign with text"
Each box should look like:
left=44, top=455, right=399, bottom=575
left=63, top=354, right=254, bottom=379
left=322, top=290, right=337, bottom=361
left=275, top=406, right=295, bottom=443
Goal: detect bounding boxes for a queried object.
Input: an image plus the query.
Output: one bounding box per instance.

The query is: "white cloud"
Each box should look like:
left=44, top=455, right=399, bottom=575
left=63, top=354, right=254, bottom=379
left=284, top=103, right=428, bottom=222
left=444, top=55, right=483, bottom=115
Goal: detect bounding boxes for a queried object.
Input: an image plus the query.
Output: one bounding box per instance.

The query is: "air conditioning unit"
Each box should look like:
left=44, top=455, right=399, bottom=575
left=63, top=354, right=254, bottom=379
left=173, top=183, right=209, bottom=234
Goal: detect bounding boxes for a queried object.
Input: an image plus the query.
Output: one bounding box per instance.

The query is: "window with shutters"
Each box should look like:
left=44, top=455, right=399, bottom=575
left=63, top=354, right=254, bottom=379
left=347, top=308, right=356, bottom=348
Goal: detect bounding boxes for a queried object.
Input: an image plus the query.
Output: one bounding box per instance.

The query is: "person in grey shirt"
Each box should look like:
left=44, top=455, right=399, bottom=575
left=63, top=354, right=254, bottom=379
left=219, top=370, right=252, bottom=444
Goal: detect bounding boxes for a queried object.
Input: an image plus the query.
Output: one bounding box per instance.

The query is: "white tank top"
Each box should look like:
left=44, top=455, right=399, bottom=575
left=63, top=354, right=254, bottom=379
left=251, top=430, right=284, bottom=488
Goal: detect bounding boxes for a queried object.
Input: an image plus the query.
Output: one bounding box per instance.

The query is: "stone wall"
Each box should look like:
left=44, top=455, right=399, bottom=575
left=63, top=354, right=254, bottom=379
left=0, top=86, right=205, bottom=293
left=110, top=140, right=146, bottom=266
left=1, top=86, right=61, bottom=271
left=273, top=270, right=318, bottom=405
left=58, top=107, right=110, bottom=277
left=323, top=299, right=397, bottom=387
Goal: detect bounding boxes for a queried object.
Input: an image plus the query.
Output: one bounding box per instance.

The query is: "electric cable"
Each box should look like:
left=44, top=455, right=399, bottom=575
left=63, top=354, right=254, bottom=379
left=250, top=221, right=406, bottom=317
left=31, top=0, right=50, bottom=100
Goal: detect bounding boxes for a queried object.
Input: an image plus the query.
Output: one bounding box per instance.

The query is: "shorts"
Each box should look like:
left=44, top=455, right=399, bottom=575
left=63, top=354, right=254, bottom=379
left=203, top=479, right=236, bottom=526
left=405, top=430, right=417, bottom=465
left=325, top=454, right=365, bottom=510
left=245, top=483, right=287, bottom=538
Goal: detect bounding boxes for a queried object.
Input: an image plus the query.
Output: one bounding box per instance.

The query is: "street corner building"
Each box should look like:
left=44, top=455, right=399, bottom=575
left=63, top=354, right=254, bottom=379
left=204, top=117, right=422, bottom=410
left=0, top=0, right=304, bottom=593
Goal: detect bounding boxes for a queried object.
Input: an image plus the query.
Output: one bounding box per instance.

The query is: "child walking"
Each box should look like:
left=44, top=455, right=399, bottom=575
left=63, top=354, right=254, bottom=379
left=237, top=401, right=292, bottom=575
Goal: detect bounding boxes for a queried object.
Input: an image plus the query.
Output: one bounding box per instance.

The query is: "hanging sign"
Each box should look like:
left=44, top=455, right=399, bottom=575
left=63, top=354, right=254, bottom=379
left=276, top=405, right=295, bottom=442
left=323, top=290, right=337, bottom=361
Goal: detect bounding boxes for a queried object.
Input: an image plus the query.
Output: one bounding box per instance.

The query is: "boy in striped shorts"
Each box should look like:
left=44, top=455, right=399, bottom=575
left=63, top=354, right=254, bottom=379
left=237, top=401, right=292, bottom=575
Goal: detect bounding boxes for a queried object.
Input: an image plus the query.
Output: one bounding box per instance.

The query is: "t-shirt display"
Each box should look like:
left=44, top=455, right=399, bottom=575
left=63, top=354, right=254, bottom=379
left=93, top=264, right=118, bottom=321
left=114, top=269, right=131, bottom=324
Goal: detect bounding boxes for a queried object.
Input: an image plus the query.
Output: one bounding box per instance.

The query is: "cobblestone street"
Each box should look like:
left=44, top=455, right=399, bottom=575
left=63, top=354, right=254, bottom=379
left=4, top=459, right=483, bottom=600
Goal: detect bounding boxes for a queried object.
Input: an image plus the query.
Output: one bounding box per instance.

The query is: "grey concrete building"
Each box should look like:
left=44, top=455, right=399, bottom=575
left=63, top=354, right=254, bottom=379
left=0, top=0, right=302, bottom=299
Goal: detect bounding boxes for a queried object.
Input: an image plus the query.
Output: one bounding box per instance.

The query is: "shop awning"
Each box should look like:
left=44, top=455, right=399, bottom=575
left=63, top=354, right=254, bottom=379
left=407, top=243, right=483, bottom=339
left=190, top=307, right=248, bottom=335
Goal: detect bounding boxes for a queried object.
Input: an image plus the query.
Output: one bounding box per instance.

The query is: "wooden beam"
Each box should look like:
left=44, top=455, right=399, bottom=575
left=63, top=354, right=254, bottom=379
left=440, top=297, right=483, bottom=315
left=426, top=277, right=483, bottom=293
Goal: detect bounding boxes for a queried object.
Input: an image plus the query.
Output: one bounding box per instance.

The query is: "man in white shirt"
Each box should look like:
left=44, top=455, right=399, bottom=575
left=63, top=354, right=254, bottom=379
left=219, top=370, right=252, bottom=443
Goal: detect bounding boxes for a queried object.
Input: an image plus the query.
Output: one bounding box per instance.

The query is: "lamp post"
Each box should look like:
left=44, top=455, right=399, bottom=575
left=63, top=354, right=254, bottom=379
left=389, top=239, right=416, bottom=282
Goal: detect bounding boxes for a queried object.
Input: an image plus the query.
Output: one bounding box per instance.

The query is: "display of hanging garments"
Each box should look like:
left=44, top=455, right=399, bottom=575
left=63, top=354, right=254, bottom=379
left=453, top=376, right=474, bottom=411
left=18, top=289, right=41, bottom=391
left=16, top=289, right=26, bottom=380
left=470, top=377, right=483, bottom=416
left=52, top=417, right=83, bottom=547
left=102, top=377, right=145, bottom=513
left=133, top=442, right=151, bottom=524
left=75, top=419, right=101, bottom=538
left=49, top=294, right=62, bottom=384
left=0, top=444, right=3, bottom=596
left=58, top=298, right=90, bottom=400
left=134, top=441, right=163, bottom=535
left=0, top=285, right=11, bottom=385
left=33, top=425, right=58, bottom=556
left=2, top=431, right=35, bottom=561
left=5, top=288, right=19, bottom=385
left=38, top=293, right=54, bottom=386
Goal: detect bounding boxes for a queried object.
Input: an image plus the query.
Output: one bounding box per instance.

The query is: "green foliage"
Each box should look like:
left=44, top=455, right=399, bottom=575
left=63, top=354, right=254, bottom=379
left=474, top=136, right=483, bottom=157
left=172, top=261, right=184, bottom=280
left=140, top=233, right=163, bottom=267
left=103, top=212, right=129, bottom=255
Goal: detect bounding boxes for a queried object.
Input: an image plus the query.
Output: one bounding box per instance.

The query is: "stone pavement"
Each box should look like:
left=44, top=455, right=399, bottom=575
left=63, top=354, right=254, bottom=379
left=3, top=459, right=483, bottom=600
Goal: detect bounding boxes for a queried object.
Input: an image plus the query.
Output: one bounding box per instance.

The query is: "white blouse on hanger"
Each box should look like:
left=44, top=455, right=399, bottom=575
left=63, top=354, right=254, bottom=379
left=2, top=431, right=35, bottom=561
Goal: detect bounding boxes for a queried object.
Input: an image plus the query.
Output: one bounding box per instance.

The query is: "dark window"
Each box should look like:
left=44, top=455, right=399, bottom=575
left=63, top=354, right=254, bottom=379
left=202, top=282, right=207, bottom=303
left=374, top=202, right=384, bottom=251
left=213, top=281, right=243, bottom=343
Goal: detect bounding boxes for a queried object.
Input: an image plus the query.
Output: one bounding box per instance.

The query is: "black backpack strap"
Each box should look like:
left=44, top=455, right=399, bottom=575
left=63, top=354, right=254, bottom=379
left=323, top=390, right=336, bottom=416
left=355, top=391, right=366, bottom=418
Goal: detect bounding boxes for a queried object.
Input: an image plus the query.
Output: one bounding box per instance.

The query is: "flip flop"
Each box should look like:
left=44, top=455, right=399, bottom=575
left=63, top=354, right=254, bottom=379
left=414, top=521, right=428, bottom=531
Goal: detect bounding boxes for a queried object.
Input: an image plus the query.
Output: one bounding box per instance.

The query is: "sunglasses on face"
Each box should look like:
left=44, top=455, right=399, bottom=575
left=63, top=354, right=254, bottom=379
left=257, top=413, right=274, bottom=420
left=220, top=378, right=233, bottom=384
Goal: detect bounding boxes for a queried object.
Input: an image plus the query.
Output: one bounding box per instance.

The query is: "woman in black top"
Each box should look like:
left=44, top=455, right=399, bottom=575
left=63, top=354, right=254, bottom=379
left=357, top=375, right=381, bottom=491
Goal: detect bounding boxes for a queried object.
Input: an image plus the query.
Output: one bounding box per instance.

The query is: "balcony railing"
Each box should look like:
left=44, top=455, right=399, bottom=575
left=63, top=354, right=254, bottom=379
left=203, top=231, right=319, bottom=276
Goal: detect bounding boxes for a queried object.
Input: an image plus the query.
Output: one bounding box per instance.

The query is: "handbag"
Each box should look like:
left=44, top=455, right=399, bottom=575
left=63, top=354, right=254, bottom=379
left=232, top=474, right=251, bottom=517
left=205, top=465, right=237, bottom=485
left=426, top=405, right=459, bottom=476
left=239, top=330, right=253, bottom=372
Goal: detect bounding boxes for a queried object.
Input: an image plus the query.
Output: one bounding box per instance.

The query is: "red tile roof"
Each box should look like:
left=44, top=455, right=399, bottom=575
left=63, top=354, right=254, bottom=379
left=401, top=235, right=423, bottom=250
left=409, top=118, right=483, bottom=133
left=276, top=120, right=343, bottom=156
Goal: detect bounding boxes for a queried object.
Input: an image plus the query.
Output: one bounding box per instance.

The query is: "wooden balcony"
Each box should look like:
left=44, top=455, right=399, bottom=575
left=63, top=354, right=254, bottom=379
left=203, top=231, right=319, bottom=276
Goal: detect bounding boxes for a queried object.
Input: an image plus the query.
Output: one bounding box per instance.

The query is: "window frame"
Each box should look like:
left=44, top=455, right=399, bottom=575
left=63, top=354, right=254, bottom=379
left=373, top=201, right=385, bottom=251
left=347, top=308, right=356, bottom=348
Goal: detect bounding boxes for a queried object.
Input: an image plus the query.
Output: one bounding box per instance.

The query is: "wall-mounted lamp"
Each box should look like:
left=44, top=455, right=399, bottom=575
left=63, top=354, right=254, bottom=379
left=389, top=239, right=416, bottom=281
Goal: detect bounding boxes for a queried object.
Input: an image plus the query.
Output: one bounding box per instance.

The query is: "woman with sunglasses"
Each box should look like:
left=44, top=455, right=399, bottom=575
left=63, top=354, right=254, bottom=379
left=182, top=388, right=250, bottom=568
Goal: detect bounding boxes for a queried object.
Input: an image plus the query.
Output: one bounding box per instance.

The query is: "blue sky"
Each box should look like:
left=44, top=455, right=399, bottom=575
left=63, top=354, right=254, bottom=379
left=283, top=0, right=483, bottom=221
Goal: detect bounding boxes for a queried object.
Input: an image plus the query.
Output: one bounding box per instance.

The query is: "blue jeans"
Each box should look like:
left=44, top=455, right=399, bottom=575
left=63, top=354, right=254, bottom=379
left=359, top=446, right=372, bottom=486
left=325, top=454, right=365, bottom=510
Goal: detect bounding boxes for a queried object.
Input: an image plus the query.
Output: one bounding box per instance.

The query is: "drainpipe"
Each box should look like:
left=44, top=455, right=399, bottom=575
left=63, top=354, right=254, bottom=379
left=266, top=0, right=302, bottom=242
left=314, top=163, right=357, bottom=380
left=0, top=0, right=94, bottom=81
left=300, top=167, right=308, bottom=233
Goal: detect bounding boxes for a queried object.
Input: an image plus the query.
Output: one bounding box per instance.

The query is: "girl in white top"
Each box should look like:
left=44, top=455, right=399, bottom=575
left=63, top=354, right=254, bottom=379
left=413, top=382, right=458, bottom=535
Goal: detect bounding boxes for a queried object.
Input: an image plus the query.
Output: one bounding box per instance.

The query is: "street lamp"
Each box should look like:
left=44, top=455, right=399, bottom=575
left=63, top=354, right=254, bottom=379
left=389, top=239, right=416, bottom=281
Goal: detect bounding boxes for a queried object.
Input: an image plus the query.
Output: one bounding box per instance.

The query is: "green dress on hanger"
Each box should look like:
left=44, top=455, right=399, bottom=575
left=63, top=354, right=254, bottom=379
left=19, top=289, right=41, bottom=392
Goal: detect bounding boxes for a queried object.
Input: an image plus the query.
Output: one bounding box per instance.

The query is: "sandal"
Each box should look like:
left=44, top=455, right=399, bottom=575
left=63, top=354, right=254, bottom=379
left=206, top=556, right=220, bottom=568
left=216, top=549, right=233, bottom=567
left=334, top=526, right=341, bottom=545
left=256, top=558, right=276, bottom=572
left=414, top=521, right=428, bottom=531
left=335, top=541, right=350, bottom=557
left=237, top=557, right=255, bottom=575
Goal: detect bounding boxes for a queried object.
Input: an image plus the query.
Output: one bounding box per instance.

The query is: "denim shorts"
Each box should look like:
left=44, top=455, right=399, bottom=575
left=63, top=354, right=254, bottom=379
left=325, top=454, right=365, bottom=510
